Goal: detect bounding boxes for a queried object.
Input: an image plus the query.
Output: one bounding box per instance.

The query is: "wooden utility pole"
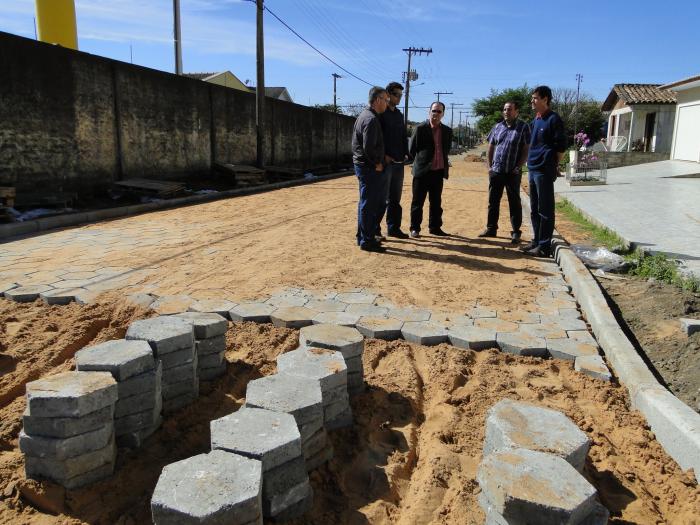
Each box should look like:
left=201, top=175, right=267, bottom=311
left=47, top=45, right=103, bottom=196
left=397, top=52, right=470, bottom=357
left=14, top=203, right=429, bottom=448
left=449, top=102, right=463, bottom=129
left=333, top=73, right=342, bottom=166
left=402, top=47, right=432, bottom=127
left=173, top=0, right=182, bottom=74
left=434, top=91, right=452, bottom=102
left=256, top=0, right=265, bottom=168
left=573, top=73, right=583, bottom=135
left=459, top=110, right=468, bottom=145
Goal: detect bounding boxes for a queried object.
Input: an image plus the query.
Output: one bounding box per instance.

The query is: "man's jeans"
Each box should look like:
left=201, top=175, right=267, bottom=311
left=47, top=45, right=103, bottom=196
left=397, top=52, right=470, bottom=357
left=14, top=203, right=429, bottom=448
left=528, top=167, right=556, bottom=250
left=375, top=162, right=405, bottom=234
left=355, top=164, right=386, bottom=247
left=486, top=170, right=522, bottom=234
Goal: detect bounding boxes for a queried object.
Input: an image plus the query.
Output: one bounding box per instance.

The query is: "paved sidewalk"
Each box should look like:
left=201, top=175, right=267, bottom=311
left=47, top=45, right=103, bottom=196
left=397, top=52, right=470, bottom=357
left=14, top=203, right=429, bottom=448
left=555, top=160, right=700, bottom=277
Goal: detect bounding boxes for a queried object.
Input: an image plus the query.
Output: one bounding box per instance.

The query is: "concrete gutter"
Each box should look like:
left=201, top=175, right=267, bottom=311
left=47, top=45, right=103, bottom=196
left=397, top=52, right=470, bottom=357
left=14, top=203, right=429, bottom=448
left=0, top=171, right=353, bottom=242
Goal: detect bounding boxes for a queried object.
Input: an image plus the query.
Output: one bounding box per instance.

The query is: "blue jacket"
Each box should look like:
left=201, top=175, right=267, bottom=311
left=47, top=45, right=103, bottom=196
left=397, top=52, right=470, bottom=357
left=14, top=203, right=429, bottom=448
left=527, top=110, right=566, bottom=171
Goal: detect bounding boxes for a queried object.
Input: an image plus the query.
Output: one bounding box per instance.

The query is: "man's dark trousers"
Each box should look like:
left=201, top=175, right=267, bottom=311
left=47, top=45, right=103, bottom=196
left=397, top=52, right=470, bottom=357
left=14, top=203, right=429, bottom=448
left=528, top=168, right=556, bottom=251
left=376, top=162, right=405, bottom=234
left=487, top=170, right=522, bottom=235
left=355, top=164, right=386, bottom=247
left=410, top=170, right=444, bottom=233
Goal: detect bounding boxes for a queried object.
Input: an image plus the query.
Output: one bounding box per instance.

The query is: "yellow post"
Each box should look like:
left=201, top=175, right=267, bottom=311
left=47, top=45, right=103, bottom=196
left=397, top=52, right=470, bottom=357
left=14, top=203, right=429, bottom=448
left=35, top=0, right=78, bottom=50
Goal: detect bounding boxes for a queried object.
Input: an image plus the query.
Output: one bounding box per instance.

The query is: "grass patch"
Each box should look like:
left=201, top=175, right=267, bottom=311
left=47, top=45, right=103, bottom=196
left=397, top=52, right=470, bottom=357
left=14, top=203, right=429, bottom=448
left=555, top=198, right=627, bottom=249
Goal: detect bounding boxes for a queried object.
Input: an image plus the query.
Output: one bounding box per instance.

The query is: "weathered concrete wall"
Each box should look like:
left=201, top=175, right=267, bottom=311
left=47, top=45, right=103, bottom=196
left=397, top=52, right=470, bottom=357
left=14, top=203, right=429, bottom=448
left=0, top=31, right=355, bottom=196
left=603, top=151, right=670, bottom=169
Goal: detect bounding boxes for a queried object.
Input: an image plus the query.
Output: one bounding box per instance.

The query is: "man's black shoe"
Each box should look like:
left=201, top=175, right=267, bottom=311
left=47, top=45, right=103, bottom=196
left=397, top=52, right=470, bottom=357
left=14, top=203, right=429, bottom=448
left=510, top=232, right=522, bottom=244
left=519, top=241, right=538, bottom=252
left=429, top=228, right=449, bottom=236
left=388, top=229, right=410, bottom=239
left=524, top=246, right=551, bottom=258
left=360, top=242, right=386, bottom=253
left=477, top=228, right=497, bottom=238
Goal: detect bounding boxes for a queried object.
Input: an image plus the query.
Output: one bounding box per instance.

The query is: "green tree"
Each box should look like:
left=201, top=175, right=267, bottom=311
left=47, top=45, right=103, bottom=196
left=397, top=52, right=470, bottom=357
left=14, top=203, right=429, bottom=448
left=472, top=85, right=532, bottom=135
left=313, top=103, right=344, bottom=114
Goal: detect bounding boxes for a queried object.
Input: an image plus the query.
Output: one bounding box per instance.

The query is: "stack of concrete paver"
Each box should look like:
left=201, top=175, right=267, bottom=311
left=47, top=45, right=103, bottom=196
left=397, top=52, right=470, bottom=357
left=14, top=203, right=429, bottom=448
left=299, top=323, right=366, bottom=395
left=151, top=449, right=263, bottom=525
left=75, top=339, right=162, bottom=448
left=211, top=407, right=313, bottom=520
left=21, top=371, right=118, bottom=489
left=277, top=346, right=352, bottom=430
left=174, top=312, right=228, bottom=383
left=126, top=316, right=198, bottom=414
left=477, top=399, right=609, bottom=524
left=245, top=373, right=331, bottom=471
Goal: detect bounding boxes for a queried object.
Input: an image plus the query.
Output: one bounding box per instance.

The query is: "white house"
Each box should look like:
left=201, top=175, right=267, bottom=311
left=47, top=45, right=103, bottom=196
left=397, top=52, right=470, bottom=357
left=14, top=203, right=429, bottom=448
left=601, top=84, right=676, bottom=153
left=661, top=75, right=700, bottom=163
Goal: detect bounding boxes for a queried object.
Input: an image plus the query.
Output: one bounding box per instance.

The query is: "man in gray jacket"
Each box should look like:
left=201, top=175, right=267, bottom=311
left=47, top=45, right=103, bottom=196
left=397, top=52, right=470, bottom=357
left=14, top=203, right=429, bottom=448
left=352, top=86, right=389, bottom=252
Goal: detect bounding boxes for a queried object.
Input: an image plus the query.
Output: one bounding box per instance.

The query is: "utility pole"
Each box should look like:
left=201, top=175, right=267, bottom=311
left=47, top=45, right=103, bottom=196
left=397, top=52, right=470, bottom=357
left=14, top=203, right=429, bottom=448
left=449, top=102, right=463, bottom=129
left=173, top=0, right=182, bottom=74
left=574, top=73, right=583, bottom=135
left=402, top=47, right=432, bottom=127
left=332, top=73, right=342, bottom=166
left=434, top=91, right=452, bottom=102
left=332, top=73, right=342, bottom=113
left=459, top=110, right=468, bottom=146
left=255, top=0, right=265, bottom=168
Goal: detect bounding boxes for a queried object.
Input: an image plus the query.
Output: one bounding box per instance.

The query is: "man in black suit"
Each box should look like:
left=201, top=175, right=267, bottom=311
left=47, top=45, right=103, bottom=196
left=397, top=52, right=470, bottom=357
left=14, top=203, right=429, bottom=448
left=408, top=101, right=453, bottom=237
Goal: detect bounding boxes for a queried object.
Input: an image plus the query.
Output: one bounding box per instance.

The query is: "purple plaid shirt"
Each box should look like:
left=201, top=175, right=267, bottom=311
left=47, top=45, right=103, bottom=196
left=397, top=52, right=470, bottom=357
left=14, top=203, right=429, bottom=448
left=487, top=119, right=531, bottom=174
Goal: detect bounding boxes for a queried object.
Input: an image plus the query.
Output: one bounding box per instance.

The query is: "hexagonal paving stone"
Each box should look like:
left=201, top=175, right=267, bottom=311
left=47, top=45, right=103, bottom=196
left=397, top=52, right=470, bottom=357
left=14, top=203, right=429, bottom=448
left=401, top=321, right=448, bottom=346
left=151, top=450, right=262, bottom=525
left=356, top=317, right=403, bottom=340
left=299, top=324, right=364, bottom=359
left=467, top=307, right=497, bottom=319
left=75, top=340, right=155, bottom=381
left=567, top=330, right=597, bottom=345
left=305, top=299, right=347, bottom=312
left=270, top=307, right=315, bottom=329
left=39, top=288, right=83, bottom=305
left=245, top=374, right=323, bottom=427
left=74, top=290, right=101, bottom=305
left=547, top=339, right=599, bottom=361
left=387, top=307, right=431, bottom=323
left=447, top=325, right=497, bottom=350
left=150, top=295, right=196, bottom=315
left=483, top=399, right=591, bottom=471
left=477, top=448, right=599, bottom=525
left=277, top=348, right=348, bottom=405
left=575, top=355, right=612, bottom=382
left=174, top=312, right=228, bottom=339
left=558, top=308, right=583, bottom=320
left=229, top=302, right=276, bottom=323
left=188, top=298, right=238, bottom=319
left=4, top=284, right=54, bottom=303
left=0, top=281, right=18, bottom=294
left=496, top=332, right=548, bottom=357
left=346, top=303, right=389, bottom=317
left=538, top=315, right=588, bottom=332
left=517, top=323, right=568, bottom=340
left=536, top=296, right=578, bottom=310
left=126, top=316, right=194, bottom=355
left=474, top=318, right=519, bottom=333
left=26, top=371, right=118, bottom=418
left=429, top=311, right=473, bottom=327
left=336, top=292, right=377, bottom=304
left=266, top=295, right=309, bottom=308
left=496, top=311, right=540, bottom=324
left=311, top=311, right=361, bottom=327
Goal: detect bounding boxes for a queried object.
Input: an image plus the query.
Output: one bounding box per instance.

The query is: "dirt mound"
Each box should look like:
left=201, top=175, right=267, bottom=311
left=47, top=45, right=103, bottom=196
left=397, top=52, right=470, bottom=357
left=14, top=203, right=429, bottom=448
left=463, top=154, right=484, bottom=163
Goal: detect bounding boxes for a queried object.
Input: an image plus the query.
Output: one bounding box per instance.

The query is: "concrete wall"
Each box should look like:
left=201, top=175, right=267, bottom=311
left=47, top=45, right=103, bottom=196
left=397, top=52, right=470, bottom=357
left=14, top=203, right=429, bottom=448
left=670, top=86, right=700, bottom=162
left=601, top=151, right=670, bottom=169
left=0, top=31, right=355, bottom=196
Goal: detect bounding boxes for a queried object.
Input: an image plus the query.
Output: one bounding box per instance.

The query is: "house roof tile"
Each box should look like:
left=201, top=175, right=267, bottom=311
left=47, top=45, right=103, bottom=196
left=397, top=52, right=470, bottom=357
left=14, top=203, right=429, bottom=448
left=601, top=84, right=676, bottom=111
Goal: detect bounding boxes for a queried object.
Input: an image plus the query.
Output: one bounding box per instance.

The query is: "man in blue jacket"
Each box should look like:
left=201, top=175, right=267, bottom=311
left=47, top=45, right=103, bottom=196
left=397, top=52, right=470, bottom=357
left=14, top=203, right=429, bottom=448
left=522, top=86, right=566, bottom=257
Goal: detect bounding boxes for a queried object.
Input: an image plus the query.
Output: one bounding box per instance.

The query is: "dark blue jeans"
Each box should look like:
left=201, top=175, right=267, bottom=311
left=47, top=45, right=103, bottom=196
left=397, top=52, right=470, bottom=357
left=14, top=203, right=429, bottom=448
left=355, top=164, right=386, bottom=247
left=375, top=162, right=405, bottom=234
left=528, top=167, right=556, bottom=251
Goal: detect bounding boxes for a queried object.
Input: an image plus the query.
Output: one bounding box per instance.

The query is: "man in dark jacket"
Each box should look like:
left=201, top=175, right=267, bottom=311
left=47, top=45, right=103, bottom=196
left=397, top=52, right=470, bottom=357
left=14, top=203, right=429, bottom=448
left=351, top=86, right=389, bottom=252
left=522, top=85, right=567, bottom=257
left=408, top=101, right=453, bottom=237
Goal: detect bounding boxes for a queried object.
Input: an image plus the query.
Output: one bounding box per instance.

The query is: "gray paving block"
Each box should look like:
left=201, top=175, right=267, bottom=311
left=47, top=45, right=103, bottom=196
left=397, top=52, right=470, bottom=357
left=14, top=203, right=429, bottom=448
left=336, top=291, right=376, bottom=304
left=265, top=478, right=312, bottom=519
left=118, top=361, right=162, bottom=399
left=447, top=325, right=497, bottom=350
left=4, top=284, right=53, bottom=303
left=188, top=298, right=238, bottom=319
left=266, top=295, right=309, bottom=308
left=126, top=316, right=195, bottom=355
left=0, top=281, right=18, bottom=294
left=346, top=303, right=389, bottom=317
left=388, top=307, right=431, bottom=323
left=277, top=347, right=347, bottom=393
left=468, top=307, right=496, bottom=319
left=163, top=374, right=198, bottom=398
left=270, top=307, right=315, bottom=329
left=263, top=456, right=308, bottom=503
left=229, top=302, right=276, bottom=323
left=74, top=289, right=101, bottom=305
left=301, top=427, right=328, bottom=458
left=151, top=450, right=262, bottom=525
left=199, top=352, right=224, bottom=369
left=401, top=321, right=448, bottom=346
left=517, top=322, right=568, bottom=340
left=26, top=371, right=118, bottom=418
left=39, top=288, right=80, bottom=305
left=305, top=443, right=333, bottom=471
left=547, top=339, right=599, bottom=361
left=125, top=293, right=157, bottom=308
left=483, top=399, right=591, bottom=472
left=496, top=311, right=541, bottom=324
left=299, top=324, right=364, bottom=359
left=344, top=355, right=363, bottom=373
left=558, top=308, right=583, bottom=320
left=267, top=480, right=313, bottom=521
left=19, top=423, right=113, bottom=460
left=324, top=383, right=350, bottom=406
left=159, top=345, right=195, bottom=369
left=539, top=315, right=587, bottom=331
left=211, top=407, right=302, bottom=471
left=199, top=363, right=227, bottom=381
left=326, top=406, right=353, bottom=430
left=115, top=389, right=159, bottom=418
left=474, top=318, right=519, bottom=333
left=196, top=335, right=226, bottom=356
left=496, top=332, right=548, bottom=357
left=311, top=311, right=361, bottom=327
left=305, top=299, right=347, bottom=312
left=150, top=295, right=195, bottom=315
left=430, top=312, right=473, bottom=326
left=115, top=397, right=162, bottom=436
left=25, top=436, right=116, bottom=482
left=575, top=355, right=612, bottom=382
left=174, top=312, right=228, bottom=339
left=75, top=339, right=155, bottom=381
left=477, top=448, right=598, bottom=524
left=324, top=398, right=351, bottom=423
left=567, top=330, right=598, bottom=345
left=23, top=405, right=114, bottom=439
left=679, top=318, right=700, bottom=336
left=356, top=316, right=403, bottom=340
left=163, top=390, right=198, bottom=414
left=116, top=419, right=160, bottom=449
left=245, top=374, right=324, bottom=427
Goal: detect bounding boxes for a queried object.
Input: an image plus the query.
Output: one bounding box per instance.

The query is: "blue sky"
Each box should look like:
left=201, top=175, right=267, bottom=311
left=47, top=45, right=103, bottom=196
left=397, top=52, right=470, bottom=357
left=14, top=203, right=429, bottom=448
left=1, top=0, right=699, bottom=125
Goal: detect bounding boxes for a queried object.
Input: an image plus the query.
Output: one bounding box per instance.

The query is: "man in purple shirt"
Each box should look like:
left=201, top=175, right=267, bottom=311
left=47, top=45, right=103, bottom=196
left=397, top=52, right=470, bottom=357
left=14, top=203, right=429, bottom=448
left=479, top=101, right=531, bottom=243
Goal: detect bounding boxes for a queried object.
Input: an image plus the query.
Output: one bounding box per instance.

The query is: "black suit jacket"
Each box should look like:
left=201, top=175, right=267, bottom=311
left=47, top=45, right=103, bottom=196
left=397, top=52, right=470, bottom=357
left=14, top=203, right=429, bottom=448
left=409, top=121, right=453, bottom=179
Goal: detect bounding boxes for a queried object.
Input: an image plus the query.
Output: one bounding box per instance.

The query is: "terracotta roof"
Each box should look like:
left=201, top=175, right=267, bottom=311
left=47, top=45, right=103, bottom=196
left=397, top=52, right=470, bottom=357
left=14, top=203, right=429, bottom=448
left=601, top=84, right=676, bottom=111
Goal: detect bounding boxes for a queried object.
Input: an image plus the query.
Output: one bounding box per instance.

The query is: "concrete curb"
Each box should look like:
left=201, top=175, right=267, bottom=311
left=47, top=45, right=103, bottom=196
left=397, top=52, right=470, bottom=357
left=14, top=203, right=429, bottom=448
left=0, top=171, right=353, bottom=241
left=523, top=187, right=700, bottom=478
